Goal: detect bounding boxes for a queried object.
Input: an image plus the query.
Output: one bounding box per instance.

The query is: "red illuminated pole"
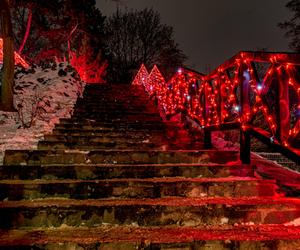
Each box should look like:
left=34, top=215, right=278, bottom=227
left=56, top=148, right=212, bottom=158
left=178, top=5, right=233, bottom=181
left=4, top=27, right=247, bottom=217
left=203, top=80, right=212, bottom=148
left=276, top=66, right=290, bottom=146
left=132, top=51, right=300, bottom=164
left=217, top=75, right=223, bottom=124
left=0, top=0, right=15, bottom=111
left=239, top=60, right=251, bottom=164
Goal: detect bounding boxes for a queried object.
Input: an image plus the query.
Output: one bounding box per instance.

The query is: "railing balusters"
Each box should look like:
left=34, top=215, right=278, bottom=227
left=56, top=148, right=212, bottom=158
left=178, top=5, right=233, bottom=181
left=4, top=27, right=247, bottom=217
left=132, top=51, right=300, bottom=164
left=277, top=66, right=290, bottom=146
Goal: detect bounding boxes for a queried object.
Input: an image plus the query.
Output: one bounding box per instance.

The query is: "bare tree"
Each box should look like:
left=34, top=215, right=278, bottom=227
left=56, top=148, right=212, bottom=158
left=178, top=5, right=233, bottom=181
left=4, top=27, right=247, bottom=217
left=279, top=0, right=300, bottom=51
left=10, top=0, right=106, bottom=65
left=105, top=8, right=186, bottom=82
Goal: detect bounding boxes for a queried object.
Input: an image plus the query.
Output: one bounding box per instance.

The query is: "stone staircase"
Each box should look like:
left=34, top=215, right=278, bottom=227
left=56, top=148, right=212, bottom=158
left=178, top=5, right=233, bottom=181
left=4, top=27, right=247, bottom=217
left=0, top=84, right=300, bottom=250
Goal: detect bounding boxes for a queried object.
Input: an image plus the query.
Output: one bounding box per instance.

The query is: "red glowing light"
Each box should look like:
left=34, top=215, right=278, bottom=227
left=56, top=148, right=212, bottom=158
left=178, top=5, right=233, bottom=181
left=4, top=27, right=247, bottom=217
left=0, top=38, right=29, bottom=68
left=69, top=51, right=107, bottom=84
left=132, top=64, right=148, bottom=86
left=132, top=51, right=300, bottom=156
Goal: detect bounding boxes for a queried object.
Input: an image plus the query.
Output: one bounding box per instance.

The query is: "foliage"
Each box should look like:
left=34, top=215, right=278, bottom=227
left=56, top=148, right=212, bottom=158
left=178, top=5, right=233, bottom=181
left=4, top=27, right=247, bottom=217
left=3, top=2, right=186, bottom=85
left=104, top=8, right=186, bottom=83
left=279, top=0, right=300, bottom=51
left=4, top=0, right=108, bottom=83
left=10, top=0, right=106, bottom=64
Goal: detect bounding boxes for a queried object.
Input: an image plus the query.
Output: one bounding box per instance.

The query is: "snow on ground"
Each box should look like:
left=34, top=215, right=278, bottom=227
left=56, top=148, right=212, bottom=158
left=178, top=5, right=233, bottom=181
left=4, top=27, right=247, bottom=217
left=0, top=63, right=85, bottom=163
left=212, top=131, right=239, bottom=151
left=185, top=116, right=240, bottom=151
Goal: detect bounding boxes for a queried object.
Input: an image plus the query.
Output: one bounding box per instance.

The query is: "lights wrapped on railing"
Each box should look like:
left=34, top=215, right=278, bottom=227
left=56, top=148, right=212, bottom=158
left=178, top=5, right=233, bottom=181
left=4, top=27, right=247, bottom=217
left=0, top=38, right=29, bottom=68
left=132, top=64, right=149, bottom=86
left=132, top=51, right=300, bottom=163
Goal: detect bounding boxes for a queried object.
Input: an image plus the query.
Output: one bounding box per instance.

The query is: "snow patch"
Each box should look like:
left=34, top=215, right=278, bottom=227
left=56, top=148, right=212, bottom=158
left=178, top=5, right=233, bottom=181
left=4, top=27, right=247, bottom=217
left=284, top=217, right=300, bottom=226
left=0, top=63, right=85, bottom=164
left=212, top=131, right=239, bottom=151
left=220, top=217, right=229, bottom=224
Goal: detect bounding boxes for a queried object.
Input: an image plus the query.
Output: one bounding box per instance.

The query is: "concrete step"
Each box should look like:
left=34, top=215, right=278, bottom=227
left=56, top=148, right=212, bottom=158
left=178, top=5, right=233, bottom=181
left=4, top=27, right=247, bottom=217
left=49, top=130, right=168, bottom=138
left=256, top=152, right=299, bottom=169
left=37, top=143, right=204, bottom=151
left=75, top=94, right=150, bottom=99
left=74, top=100, right=155, bottom=107
left=46, top=132, right=199, bottom=148
left=73, top=107, right=158, bottom=114
left=43, top=133, right=155, bottom=141
left=78, top=94, right=150, bottom=99
left=37, top=140, right=161, bottom=150
left=55, top=120, right=184, bottom=130
left=0, top=197, right=300, bottom=229
left=41, top=134, right=200, bottom=146
left=50, top=128, right=169, bottom=136
left=54, top=125, right=183, bottom=135
left=80, top=91, right=148, bottom=96
left=70, top=116, right=162, bottom=122
left=73, top=106, right=155, bottom=112
left=0, top=177, right=277, bottom=201
left=69, top=110, right=160, bottom=115
left=1, top=225, right=300, bottom=249
left=55, top=120, right=184, bottom=134
left=79, top=97, right=149, bottom=101
left=57, top=120, right=179, bottom=127
left=0, top=163, right=254, bottom=180
left=3, top=150, right=240, bottom=166
left=52, top=125, right=190, bottom=139
left=54, top=123, right=174, bottom=131
left=37, top=138, right=203, bottom=150
left=81, top=89, right=147, bottom=94
left=73, top=103, right=156, bottom=110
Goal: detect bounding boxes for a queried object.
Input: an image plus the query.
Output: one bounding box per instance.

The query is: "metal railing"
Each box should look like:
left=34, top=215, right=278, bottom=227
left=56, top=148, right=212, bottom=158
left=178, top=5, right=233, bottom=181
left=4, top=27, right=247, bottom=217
left=132, top=51, right=300, bottom=165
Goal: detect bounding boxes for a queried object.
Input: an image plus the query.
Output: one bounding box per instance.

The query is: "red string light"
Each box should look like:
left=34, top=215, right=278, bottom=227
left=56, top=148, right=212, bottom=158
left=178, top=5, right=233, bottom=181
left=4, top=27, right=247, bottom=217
left=132, top=52, right=300, bottom=153
left=132, top=64, right=148, bottom=86
left=0, top=38, right=29, bottom=68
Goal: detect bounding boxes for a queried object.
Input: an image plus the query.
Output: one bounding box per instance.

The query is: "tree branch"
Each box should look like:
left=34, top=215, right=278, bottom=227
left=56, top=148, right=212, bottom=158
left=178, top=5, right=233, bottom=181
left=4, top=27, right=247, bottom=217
left=18, top=7, right=32, bottom=54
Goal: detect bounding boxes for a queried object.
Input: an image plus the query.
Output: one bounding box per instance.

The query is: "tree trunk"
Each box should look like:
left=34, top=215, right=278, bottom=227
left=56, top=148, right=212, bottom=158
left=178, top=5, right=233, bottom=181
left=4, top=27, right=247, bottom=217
left=0, top=0, right=15, bottom=111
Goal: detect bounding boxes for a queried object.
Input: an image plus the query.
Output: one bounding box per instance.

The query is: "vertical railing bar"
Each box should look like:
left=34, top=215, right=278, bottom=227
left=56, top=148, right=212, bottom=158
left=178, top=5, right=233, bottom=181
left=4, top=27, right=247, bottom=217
left=276, top=65, right=290, bottom=145
left=239, top=59, right=251, bottom=164
left=132, top=52, right=300, bottom=164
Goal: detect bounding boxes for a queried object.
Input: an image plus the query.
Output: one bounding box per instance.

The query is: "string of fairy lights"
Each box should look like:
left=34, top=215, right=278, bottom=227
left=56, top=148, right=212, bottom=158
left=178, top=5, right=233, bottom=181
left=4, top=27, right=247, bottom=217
left=0, top=38, right=29, bottom=68
left=132, top=52, right=300, bottom=151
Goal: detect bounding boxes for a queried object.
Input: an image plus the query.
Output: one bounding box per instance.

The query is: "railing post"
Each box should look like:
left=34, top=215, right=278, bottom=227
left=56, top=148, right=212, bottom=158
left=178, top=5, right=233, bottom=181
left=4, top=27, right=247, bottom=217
left=239, top=59, right=251, bottom=164
left=276, top=67, right=290, bottom=145
left=204, top=128, right=212, bottom=148
left=240, top=128, right=251, bottom=164
left=202, top=79, right=212, bottom=149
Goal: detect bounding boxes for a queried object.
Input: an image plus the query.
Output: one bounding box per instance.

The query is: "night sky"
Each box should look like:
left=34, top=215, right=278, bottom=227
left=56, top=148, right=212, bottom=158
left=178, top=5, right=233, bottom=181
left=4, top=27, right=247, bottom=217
left=96, top=0, right=291, bottom=73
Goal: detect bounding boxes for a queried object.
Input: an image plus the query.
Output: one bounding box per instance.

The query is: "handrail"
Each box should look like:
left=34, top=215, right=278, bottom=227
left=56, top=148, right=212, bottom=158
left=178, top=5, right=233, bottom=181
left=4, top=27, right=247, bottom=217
left=132, top=51, right=300, bottom=165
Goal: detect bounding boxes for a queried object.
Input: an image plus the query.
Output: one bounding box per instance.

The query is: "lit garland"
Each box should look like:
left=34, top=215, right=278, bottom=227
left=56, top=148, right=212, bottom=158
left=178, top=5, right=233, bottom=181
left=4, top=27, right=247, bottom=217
left=132, top=64, right=148, bottom=86
left=132, top=51, right=300, bottom=152
left=285, top=63, right=300, bottom=146
left=245, top=62, right=277, bottom=136
left=0, top=38, right=29, bottom=68
left=146, top=65, right=166, bottom=97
